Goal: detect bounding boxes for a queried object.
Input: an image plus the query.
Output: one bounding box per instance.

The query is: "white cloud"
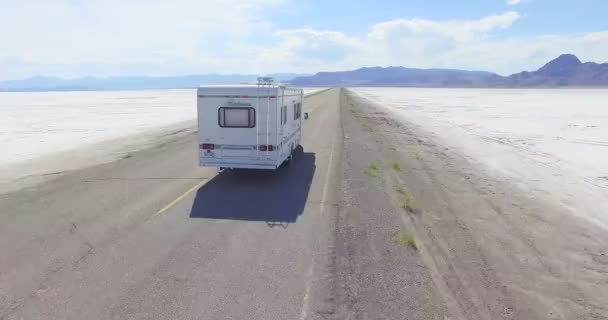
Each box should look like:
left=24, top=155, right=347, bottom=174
left=507, top=0, right=525, bottom=5
left=0, top=0, right=285, bottom=78
left=248, top=12, right=523, bottom=73
left=364, top=12, right=521, bottom=70
left=1, top=3, right=607, bottom=78
left=254, top=29, right=366, bottom=72
left=255, top=12, right=608, bottom=75
left=368, top=12, right=520, bottom=42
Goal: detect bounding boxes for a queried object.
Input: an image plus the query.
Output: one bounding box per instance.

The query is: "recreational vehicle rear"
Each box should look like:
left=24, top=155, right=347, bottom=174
left=197, top=78, right=304, bottom=170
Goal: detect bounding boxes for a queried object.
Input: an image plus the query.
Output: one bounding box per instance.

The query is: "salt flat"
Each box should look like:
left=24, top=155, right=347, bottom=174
left=0, top=89, right=197, bottom=167
left=0, top=88, right=324, bottom=167
left=0, top=88, right=323, bottom=192
left=353, top=87, right=608, bottom=229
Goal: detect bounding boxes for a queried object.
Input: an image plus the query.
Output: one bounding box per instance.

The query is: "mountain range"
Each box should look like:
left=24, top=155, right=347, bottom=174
left=289, top=54, right=608, bottom=87
left=1, top=54, right=607, bottom=91
left=502, top=54, right=608, bottom=87
left=0, top=73, right=309, bottom=92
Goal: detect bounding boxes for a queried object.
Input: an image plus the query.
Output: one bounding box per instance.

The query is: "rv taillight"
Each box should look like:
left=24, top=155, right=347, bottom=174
left=259, top=145, right=274, bottom=151
left=200, top=143, right=215, bottom=150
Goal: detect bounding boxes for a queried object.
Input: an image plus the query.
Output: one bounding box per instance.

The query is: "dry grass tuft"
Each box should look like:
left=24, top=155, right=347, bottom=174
left=397, top=229, right=417, bottom=249
left=364, top=162, right=381, bottom=178
left=390, top=162, right=401, bottom=172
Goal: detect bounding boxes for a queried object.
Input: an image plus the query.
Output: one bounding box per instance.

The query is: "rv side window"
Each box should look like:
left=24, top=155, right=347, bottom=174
left=218, top=107, right=255, bottom=128
left=294, top=102, right=301, bottom=120
left=282, top=106, right=287, bottom=124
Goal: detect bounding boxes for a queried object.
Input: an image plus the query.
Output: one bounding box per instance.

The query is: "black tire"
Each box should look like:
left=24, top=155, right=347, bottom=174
left=294, top=144, right=304, bottom=155
left=286, top=154, right=293, bottom=167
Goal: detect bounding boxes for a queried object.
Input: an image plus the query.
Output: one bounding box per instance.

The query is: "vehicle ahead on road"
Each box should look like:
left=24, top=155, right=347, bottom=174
left=197, top=77, right=304, bottom=170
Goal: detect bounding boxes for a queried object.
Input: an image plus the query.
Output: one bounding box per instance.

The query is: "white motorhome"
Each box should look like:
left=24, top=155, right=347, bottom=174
left=197, top=78, right=305, bottom=170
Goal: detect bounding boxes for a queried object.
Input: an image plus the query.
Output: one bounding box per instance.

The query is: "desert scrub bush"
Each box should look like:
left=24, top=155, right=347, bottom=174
left=364, top=161, right=381, bottom=178
left=389, top=162, right=401, bottom=172
left=399, top=193, right=421, bottom=214
left=397, top=229, right=417, bottom=249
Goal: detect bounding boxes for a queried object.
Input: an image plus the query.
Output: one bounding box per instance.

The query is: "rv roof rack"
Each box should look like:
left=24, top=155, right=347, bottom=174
left=256, top=77, right=282, bottom=87
left=257, top=77, right=274, bottom=85
left=237, top=77, right=287, bottom=87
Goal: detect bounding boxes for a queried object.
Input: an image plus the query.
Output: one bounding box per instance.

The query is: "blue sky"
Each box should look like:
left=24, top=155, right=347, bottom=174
left=1, top=0, right=607, bottom=80
left=283, top=0, right=608, bottom=35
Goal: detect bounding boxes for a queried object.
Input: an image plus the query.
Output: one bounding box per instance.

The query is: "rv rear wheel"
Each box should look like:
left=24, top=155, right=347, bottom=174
left=286, top=154, right=293, bottom=166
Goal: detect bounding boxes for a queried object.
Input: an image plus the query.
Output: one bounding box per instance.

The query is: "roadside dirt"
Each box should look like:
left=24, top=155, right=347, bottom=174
left=335, top=90, right=446, bottom=320
left=337, top=89, right=608, bottom=320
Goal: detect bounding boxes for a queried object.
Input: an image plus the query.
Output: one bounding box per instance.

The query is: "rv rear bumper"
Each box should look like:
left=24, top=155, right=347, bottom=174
left=200, top=159, right=279, bottom=170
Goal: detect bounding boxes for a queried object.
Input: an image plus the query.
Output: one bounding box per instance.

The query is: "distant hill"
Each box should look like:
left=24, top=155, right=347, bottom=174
left=289, top=67, right=501, bottom=87
left=0, top=73, right=309, bottom=92
left=289, top=54, right=608, bottom=87
left=504, top=54, right=608, bottom=87
left=2, top=54, right=607, bottom=91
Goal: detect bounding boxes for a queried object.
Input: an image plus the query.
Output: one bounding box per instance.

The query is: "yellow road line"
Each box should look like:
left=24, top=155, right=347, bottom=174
left=155, top=179, right=208, bottom=216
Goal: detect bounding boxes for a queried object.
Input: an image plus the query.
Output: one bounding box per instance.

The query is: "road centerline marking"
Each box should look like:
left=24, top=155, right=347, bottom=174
left=155, top=179, right=208, bottom=216
left=299, top=256, right=315, bottom=320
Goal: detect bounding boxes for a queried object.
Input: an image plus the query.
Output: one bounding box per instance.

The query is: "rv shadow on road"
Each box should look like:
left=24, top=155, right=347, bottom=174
left=190, top=148, right=316, bottom=224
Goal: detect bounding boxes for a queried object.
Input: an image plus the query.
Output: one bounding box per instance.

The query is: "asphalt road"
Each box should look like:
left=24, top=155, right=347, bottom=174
left=0, top=89, right=342, bottom=320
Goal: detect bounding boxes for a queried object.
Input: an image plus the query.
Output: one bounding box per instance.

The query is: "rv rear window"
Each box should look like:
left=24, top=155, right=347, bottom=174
left=218, top=107, right=255, bottom=128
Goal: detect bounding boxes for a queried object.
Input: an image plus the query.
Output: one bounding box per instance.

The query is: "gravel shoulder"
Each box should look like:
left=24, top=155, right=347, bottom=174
left=340, top=89, right=608, bottom=320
